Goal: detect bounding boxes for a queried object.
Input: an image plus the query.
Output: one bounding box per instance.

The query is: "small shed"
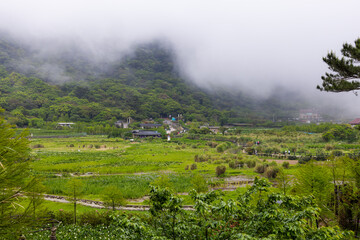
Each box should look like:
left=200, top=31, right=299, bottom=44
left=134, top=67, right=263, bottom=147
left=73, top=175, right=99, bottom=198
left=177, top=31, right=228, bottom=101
left=57, top=123, right=75, bottom=128
left=132, top=130, right=162, bottom=138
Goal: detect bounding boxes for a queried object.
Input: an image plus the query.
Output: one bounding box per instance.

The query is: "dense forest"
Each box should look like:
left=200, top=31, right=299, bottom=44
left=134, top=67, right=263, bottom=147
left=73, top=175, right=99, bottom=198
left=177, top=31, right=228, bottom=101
left=0, top=32, right=314, bottom=126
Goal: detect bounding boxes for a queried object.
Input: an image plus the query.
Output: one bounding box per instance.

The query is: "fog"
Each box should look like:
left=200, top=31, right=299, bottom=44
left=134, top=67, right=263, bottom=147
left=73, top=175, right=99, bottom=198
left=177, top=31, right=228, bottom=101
left=0, top=0, right=359, bottom=118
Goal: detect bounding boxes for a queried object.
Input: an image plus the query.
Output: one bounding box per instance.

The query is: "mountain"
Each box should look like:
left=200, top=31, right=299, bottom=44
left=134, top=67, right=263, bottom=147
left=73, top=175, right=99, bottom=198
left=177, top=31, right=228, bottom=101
left=0, top=32, right=310, bottom=126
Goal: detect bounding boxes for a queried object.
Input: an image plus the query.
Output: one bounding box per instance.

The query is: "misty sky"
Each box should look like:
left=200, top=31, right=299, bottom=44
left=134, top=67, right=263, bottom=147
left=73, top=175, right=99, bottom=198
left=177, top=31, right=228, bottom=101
left=0, top=0, right=360, bottom=116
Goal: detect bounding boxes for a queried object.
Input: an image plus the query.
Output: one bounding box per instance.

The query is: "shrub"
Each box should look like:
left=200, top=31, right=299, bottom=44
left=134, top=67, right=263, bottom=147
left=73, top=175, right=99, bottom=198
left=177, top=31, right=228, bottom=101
left=195, top=154, right=209, bottom=162
left=288, top=155, right=297, bottom=160
left=282, top=161, right=290, bottom=169
left=69, top=144, right=74, bottom=147
left=255, top=164, right=267, bottom=174
left=216, top=142, right=232, bottom=153
left=216, top=144, right=226, bottom=153
left=238, top=160, right=245, bottom=167
left=79, top=211, right=112, bottom=226
left=191, top=174, right=208, bottom=193
left=269, top=161, right=278, bottom=167
left=55, top=209, right=73, bottom=224
left=325, top=144, right=335, bottom=151
left=298, top=155, right=312, bottom=164
left=206, top=142, right=218, bottom=148
left=216, top=165, right=226, bottom=177
left=185, top=165, right=189, bottom=170
left=95, top=145, right=101, bottom=149
left=31, top=144, right=44, bottom=148
left=190, top=163, right=197, bottom=170
left=246, top=141, right=254, bottom=147
left=245, top=147, right=254, bottom=155
left=332, top=150, right=343, bottom=157
left=229, top=160, right=239, bottom=169
left=265, top=166, right=280, bottom=179
left=246, top=159, right=256, bottom=168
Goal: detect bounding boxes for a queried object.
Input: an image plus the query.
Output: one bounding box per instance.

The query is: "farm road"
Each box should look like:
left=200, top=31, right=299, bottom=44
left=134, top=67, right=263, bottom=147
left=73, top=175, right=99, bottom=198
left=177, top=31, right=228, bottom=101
left=44, top=194, right=193, bottom=211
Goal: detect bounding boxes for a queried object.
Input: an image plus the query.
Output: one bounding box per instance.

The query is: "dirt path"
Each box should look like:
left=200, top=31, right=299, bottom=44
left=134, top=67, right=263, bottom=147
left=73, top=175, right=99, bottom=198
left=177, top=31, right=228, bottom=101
left=44, top=194, right=193, bottom=211
left=54, top=170, right=174, bottom=178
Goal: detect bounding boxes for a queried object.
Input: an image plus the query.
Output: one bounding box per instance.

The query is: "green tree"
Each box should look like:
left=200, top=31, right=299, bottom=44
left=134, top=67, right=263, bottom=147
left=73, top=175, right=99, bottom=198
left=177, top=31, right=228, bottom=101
left=0, top=109, right=37, bottom=238
left=295, top=161, right=332, bottom=211
left=65, top=179, right=83, bottom=224
left=26, top=180, right=46, bottom=220
left=102, top=186, right=126, bottom=211
left=190, top=174, right=208, bottom=193
left=151, top=175, right=173, bottom=190
left=276, top=168, right=291, bottom=195
left=318, top=38, right=360, bottom=93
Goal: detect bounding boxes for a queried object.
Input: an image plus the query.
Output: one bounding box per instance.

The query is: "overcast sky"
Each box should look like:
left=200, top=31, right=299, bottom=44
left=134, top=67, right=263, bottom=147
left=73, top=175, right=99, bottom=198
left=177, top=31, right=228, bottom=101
left=0, top=0, right=359, bottom=116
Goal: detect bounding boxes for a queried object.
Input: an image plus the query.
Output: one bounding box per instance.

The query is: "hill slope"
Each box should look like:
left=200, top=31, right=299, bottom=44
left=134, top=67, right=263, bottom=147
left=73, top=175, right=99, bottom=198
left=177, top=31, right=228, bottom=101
left=0, top=33, right=306, bottom=126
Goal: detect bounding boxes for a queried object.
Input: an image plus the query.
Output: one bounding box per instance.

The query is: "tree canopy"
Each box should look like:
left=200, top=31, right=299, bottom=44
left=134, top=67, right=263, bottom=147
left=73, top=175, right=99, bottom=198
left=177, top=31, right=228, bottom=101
left=318, top=38, right=360, bottom=93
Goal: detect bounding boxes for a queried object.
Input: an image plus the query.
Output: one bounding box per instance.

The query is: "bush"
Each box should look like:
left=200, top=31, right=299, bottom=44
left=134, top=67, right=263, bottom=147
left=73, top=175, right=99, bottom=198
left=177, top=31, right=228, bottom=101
left=299, top=155, right=312, bottom=164
left=79, top=211, right=112, bottom=226
left=95, top=145, right=101, bottom=149
left=229, top=160, right=238, bottom=169
left=332, top=150, right=343, bottom=157
left=55, top=209, right=73, bottom=224
left=245, top=147, right=254, bottom=155
left=229, top=160, right=245, bottom=169
left=325, top=144, right=335, bottom=151
left=69, top=144, right=74, bottom=147
left=216, top=165, right=226, bottom=177
left=314, top=150, right=328, bottom=161
left=195, top=154, right=209, bottom=162
left=282, top=161, right=290, bottom=169
left=206, top=142, right=218, bottom=148
left=246, top=159, right=256, bottom=168
left=265, top=166, right=280, bottom=179
left=216, top=142, right=232, bottom=153
left=185, top=165, right=189, bottom=170
left=255, top=164, right=267, bottom=174
left=288, top=155, right=297, bottom=160
left=190, top=163, right=197, bottom=170
left=31, top=144, right=44, bottom=148
left=216, top=144, right=226, bottom=153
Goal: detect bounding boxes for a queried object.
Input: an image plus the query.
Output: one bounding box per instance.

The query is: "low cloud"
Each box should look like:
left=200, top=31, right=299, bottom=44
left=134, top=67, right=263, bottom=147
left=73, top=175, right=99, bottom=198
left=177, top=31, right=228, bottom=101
left=0, top=0, right=360, bottom=117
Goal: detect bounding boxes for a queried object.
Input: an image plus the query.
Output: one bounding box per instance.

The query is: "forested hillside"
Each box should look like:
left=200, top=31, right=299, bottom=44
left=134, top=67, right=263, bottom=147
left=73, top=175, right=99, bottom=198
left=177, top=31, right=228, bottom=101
left=0, top=33, right=308, bottom=126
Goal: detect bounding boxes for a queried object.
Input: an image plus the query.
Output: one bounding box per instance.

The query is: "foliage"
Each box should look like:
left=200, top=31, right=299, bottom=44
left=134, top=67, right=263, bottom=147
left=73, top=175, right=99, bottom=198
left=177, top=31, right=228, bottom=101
left=264, top=166, right=280, bottom=179
left=216, top=165, right=226, bottom=177
left=65, top=179, right=84, bottom=224
left=318, top=38, right=360, bottom=93
left=101, top=185, right=126, bottom=211
left=294, top=161, right=332, bottom=210
left=282, top=161, right=290, bottom=169
left=190, top=174, right=208, bottom=193
left=322, top=124, right=357, bottom=142
left=0, top=110, right=40, bottom=238
left=151, top=175, right=173, bottom=190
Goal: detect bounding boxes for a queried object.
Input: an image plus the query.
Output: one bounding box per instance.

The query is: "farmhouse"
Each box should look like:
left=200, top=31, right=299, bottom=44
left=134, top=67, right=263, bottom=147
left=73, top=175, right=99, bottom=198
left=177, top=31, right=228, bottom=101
left=132, top=130, right=162, bottom=138
left=299, top=109, right=321, bottom=123
left=57, top=122, right=75, bottom=128
left=140, top=123, right=162, bottom=129
left=115, top=117, right=132, bottom=129
left=208, top=126, right=220, bottom=134
left=349, top=118, right=360, bottom=127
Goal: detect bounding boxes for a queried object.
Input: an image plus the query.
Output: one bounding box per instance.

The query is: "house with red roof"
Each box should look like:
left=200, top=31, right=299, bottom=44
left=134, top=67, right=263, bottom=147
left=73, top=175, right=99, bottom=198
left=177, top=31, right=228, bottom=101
left=349, top=118, right=360, bottom=127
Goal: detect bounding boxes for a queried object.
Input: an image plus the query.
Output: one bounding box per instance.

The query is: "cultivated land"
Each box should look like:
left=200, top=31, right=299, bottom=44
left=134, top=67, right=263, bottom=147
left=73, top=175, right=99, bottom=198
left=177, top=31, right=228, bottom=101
left=27, top=127, right=360, bottom=206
